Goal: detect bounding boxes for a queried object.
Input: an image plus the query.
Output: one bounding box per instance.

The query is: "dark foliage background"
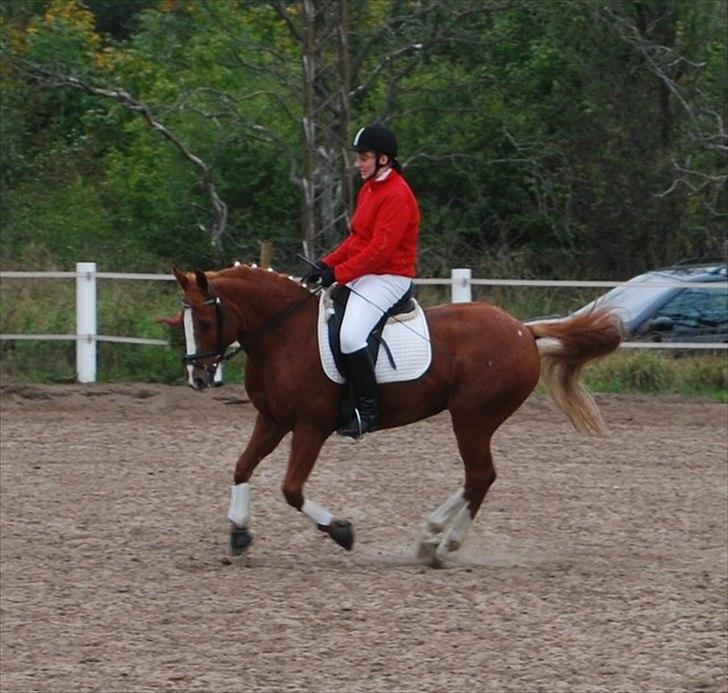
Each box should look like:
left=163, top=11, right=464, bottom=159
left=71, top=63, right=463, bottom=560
left=1, top=0, right=725, bottom=278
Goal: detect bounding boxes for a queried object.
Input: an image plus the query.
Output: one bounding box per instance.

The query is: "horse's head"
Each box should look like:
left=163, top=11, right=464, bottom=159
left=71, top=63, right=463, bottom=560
left=172, top=265, right=240, bottom=391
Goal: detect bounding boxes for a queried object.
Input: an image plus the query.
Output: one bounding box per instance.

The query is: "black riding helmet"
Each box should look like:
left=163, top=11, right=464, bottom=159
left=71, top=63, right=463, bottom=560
left=352, top=124, right=398, bottom=158
left=352, top=123, right=400, bottom=178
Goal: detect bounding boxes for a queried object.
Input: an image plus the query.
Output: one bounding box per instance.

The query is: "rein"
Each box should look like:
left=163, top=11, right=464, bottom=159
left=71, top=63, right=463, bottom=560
left=183, top=281, right=321, bottom=370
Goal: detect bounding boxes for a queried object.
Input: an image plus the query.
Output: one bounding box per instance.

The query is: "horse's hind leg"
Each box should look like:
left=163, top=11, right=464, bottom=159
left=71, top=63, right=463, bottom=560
left=228, top=412, right=288, bottom=555
left=282, top=425, right=355, bottom=552
left=416, top=487, right=467, bottom=563
left=418, top=415, right=496, bottom=567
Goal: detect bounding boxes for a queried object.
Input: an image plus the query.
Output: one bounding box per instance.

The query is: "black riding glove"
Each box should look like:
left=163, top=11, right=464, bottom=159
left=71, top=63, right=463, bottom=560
left=319, top=266, right=336, bottom=287
left=302, top=261, right=328, bottom=285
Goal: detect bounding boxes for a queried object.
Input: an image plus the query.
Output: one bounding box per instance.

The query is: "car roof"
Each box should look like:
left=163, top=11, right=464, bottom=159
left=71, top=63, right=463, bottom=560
left=566, top=263, right=727, bottom=332
left=523, top=262, right=727, bottom=328
left=645, top=263, right=727, bottom=283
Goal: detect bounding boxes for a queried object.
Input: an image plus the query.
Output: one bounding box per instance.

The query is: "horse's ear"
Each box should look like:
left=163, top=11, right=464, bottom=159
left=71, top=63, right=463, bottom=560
left=172, top=265, right=190, bottom=290
left=194, top=269, right=209, bottom=293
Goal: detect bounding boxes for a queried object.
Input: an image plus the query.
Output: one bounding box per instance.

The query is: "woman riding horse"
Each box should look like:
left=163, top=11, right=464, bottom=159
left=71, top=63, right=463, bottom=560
left=303, top=123, right=420, bottom=439
left=173, top=263, right=622, bottom=565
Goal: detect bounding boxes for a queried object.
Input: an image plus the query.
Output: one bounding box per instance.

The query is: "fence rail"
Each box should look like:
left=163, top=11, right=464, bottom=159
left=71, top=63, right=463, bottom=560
left=1, top=262, right=726, bottom=383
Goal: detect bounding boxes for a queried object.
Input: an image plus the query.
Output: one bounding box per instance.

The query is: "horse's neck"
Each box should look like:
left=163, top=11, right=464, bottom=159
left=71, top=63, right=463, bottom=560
left=215, top=269, right=312, bottom=337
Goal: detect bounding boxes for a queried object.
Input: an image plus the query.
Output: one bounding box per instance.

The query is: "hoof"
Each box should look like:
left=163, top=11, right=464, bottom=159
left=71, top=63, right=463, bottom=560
left=416, top=539, right=438, bottom=564
left=230, top=526, right=253, bottom=556
left=416, top=544, right=447, bottom=568
left=432, top=543, right=453, bottom=569
left=329, top=519, right=354, bottom=551
left=430, top=554, right=448, bottom=569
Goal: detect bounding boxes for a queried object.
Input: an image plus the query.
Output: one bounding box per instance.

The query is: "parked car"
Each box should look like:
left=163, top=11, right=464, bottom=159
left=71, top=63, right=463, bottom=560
left=527, top=262, right=728, bottom=344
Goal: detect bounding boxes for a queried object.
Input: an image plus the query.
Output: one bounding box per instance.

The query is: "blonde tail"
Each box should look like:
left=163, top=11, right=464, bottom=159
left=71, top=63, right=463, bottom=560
left=529, top=309, right=623, bottom=435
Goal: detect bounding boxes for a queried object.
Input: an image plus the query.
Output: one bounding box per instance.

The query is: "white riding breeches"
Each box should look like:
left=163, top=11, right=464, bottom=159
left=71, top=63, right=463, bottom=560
left=339, top=274, right=413, bottom=354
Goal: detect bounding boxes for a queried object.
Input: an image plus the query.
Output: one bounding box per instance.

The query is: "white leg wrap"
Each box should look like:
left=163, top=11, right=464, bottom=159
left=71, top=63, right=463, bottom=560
left=427, top=487, right=466, bottom=532
left=302, top=499, right=335, bottom=528
left=227, top=483, right=250, bottom=527
left=417, top=487, right=467, bottom=563
left=439, top=505, right=473, bottom=554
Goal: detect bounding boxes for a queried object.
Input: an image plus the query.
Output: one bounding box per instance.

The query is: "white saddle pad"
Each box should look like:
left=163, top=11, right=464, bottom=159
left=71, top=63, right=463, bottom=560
left=317, top=290, right=432, bottom=384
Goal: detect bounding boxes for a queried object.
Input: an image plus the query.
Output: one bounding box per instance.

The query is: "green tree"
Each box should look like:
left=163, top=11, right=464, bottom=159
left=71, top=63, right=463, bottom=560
left=2, top=0, right=725, bottom=277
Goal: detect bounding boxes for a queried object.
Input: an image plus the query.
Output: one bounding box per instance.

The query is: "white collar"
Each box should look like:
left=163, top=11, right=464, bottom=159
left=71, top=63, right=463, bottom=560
left=374, top=167, right=392, bottom=182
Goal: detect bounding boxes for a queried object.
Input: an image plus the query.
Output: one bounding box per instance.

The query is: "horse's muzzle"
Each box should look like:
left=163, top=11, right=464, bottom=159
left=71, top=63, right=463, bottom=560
left=189, top=374, right=210, bottom=391
left=187, top=365, right=223, bottom=391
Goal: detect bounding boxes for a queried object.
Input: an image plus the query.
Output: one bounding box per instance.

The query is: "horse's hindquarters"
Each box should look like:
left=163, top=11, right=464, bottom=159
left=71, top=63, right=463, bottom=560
left=376, top=303, right=541, bottom=431
left=430, top=303, right=540, bottom=407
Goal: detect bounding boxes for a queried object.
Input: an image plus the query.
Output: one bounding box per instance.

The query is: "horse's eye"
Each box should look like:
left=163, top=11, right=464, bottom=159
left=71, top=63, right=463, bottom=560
left=199, top=320, right=212, bottom=331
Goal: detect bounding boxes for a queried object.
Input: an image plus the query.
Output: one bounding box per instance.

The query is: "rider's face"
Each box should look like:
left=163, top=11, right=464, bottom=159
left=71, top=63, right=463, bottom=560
left=354, top=151, right=388, bottom=179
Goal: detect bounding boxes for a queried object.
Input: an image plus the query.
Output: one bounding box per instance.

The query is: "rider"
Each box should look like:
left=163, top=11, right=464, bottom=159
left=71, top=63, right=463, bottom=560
left=303, top=123, right=421, bottom=438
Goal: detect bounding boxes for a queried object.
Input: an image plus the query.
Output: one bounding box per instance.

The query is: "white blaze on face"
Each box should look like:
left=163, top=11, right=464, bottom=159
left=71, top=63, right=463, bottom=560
left=183, top=306, right=196, bottom=386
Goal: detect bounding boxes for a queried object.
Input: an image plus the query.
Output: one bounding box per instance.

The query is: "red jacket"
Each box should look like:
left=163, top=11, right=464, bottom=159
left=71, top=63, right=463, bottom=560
left=323, top=170, right=420, bottom=285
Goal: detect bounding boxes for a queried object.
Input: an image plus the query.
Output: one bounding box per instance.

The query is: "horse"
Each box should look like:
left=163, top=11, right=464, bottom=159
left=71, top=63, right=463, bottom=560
left=171, top=264, right=622, bottom=566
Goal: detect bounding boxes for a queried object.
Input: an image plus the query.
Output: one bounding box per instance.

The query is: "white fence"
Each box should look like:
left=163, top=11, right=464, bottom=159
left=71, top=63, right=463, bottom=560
left=1, top=262, right=726, bottom=383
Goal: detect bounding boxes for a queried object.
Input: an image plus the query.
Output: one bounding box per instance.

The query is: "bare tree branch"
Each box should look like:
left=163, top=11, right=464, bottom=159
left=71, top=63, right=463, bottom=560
left=350, top=42, right=425, bottom=100
left=602, top=5, right=727, bottom=210
left=24, top=64, right=229, bottom=251
left=186, top=90, right=302, bottom=186
left=269, top=0, right=303, bottom=43
left=198, top=1, right=301, bottom=91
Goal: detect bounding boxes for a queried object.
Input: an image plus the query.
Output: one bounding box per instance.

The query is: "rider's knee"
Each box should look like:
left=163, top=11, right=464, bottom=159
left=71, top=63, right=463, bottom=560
left=339, top=327, right=367, bottom=354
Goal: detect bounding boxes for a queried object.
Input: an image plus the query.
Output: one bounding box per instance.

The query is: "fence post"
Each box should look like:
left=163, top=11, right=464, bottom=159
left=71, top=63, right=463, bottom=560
left=259, top=239, right=273, bottom=269
left=76, top=262, right=97, bottom=383
left=451, top=268, right=472, bottom=303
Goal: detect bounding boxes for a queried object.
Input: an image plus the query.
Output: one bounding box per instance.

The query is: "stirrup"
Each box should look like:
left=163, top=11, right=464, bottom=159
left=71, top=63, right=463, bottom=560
left=338, top=408, right=363, bottom=439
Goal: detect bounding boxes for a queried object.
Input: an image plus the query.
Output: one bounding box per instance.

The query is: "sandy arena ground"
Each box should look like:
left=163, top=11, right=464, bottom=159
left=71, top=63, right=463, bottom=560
left=0, top=384, right=726, bottom=692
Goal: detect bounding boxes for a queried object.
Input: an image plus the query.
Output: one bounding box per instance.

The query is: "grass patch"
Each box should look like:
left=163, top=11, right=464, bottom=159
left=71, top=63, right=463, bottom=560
left=585, top=350, right=727, bottom=401
left=0, top=275, right=249, bottom=384
left=1, top=276, right=77, bottom=382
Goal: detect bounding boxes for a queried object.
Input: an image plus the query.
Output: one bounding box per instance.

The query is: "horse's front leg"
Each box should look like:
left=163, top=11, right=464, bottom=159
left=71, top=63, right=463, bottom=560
left=282, top=425, right=354, bottom=552
left=228, top=412, right=288, bottom=555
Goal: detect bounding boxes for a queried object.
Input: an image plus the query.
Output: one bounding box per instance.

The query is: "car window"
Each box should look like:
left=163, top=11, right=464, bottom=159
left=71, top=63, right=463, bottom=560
left=577, top=273, right=671, bottom=324
left=648, top=287, right=728, bottom=336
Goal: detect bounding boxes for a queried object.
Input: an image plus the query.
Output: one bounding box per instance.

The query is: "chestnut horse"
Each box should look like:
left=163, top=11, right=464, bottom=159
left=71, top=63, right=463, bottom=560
left=172, top=264, right=621, bottom=566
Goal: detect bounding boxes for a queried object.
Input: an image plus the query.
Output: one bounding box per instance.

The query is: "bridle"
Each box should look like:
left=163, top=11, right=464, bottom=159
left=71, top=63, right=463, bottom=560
left=182, top=279, right=321, bottom=377
left=182, top=283, right=243, bottom=376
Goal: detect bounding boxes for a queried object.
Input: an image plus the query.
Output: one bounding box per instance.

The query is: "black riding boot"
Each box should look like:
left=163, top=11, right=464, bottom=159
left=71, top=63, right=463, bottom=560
left=338, top=348, right=379, bottom=438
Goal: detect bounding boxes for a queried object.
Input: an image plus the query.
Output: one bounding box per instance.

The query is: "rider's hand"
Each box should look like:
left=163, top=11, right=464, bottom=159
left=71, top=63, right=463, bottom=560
left=319, top=266, right=336, bottom=287
left=302, top=261, right=328, bottom=285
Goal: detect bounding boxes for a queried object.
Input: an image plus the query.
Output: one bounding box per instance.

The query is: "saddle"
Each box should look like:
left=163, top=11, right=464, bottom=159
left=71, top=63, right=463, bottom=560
left=316, top=285, right=432, bottom=386
left=326, top=284, right=415, bottom=377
